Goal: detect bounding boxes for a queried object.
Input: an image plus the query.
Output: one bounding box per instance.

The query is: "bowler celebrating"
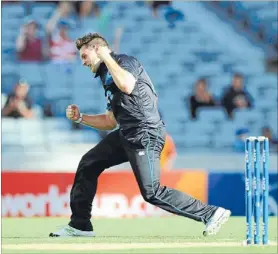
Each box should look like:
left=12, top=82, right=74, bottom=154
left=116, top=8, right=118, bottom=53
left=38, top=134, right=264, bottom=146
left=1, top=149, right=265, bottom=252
left=50, top=33, right=231, bottom=237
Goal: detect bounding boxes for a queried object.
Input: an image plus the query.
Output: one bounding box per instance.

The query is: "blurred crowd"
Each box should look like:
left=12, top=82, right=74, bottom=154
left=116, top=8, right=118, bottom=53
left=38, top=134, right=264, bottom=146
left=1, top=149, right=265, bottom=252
left=3, top=73, right=277, bottom=152
left=4, top=1, right=183, bottom=63
left=2, top=80, right=33, bottom=119
left=187, top=73, right=253, bottom=120
left=2, top=1, right=122, bottom=120
left=14, top=1, right=122, bottom=63
left=185, top=73, right=277, bottom=152
left=1, top=0, right=184, bottom=120
left=1, top=1, right=277, bottom=154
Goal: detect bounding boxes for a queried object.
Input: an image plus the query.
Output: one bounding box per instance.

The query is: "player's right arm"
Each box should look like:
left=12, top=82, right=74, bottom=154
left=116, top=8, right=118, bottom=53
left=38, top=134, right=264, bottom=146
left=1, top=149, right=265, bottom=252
left=66, top=104, right=117, bottom=130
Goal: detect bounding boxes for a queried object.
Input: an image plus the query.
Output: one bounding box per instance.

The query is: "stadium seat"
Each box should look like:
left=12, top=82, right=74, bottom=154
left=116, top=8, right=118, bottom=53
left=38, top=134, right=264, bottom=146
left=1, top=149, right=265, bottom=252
left=71, top=130, right=101, bottom=144
left=14, top=119, right=45, bottom=146
left=2, top=134, right=21, bottom=147
left=218, top=121, right=240, bottom=136
left=1, top=19, right=22, bottom=31
left=212, top=130, right=235, bottom=148
left=233, top=109, right=262, bottom=125
left=48, top=130, right=74, bottom=144
left=180, top=131, right=212, bottom=148
left=195, top=63, right=223, bottom=77
left=233, top=1, right=277, bottom=41
left=254, top=98, right=276, bottom=109
left=19, top=119, right=44, bottom=132
left=2, top=118, right=19, bottom=133
left=31, top=3, right=56, bottom=19
left=249, top=74, right=278, bottom=89
left=197, top=108, right=227, bottom=123
left=2, top=4, right=25, bottom=18
left=1, top=28, right=18, bottom=41
left=186, top=121, right=215, bottom=134
left=72, top=65, right=95, bottom=86
left=44, top=63, right=74, bottom=99
left=19, top=63, right=44, bottom=85
left=2, top=64, right=18, bottom=76
left=44, top=118, right=72, bottom=131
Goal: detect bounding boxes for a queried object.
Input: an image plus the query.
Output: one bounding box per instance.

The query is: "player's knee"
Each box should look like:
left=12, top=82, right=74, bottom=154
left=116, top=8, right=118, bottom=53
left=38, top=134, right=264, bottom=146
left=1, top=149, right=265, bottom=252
left=77, top=154, right=104, bottom=178
left=141, top=182, right=160, bottom=203
left=80, top=152, right=92, bottom=163
left=142, top=190, right=156, bottom=203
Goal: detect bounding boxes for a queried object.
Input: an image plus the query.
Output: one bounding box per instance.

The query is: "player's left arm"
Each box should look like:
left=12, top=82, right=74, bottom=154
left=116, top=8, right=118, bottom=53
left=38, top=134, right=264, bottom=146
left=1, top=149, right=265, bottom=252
left=96, top=46, right=136, bottom=94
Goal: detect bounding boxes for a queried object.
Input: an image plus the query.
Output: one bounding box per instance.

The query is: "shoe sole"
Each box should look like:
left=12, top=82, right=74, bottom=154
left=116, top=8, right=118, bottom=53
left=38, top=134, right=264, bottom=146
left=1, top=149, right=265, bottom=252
left=203, top=210, right=231, bottom=236
left=49, top=232, right=96, bottom=238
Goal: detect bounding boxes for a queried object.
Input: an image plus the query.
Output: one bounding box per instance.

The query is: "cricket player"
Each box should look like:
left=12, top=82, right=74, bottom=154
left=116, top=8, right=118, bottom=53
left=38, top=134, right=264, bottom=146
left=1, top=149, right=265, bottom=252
left=49, top=33, right=231, bottom=237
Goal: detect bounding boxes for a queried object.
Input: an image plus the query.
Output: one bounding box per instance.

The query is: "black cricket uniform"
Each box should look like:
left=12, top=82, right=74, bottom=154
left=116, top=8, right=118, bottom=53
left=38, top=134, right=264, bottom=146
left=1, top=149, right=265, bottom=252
left=69, top=52, right=217, bottom=231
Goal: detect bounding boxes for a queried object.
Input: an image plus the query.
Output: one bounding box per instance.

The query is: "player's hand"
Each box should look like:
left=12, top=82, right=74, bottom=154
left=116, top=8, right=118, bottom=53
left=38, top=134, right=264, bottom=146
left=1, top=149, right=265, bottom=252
left=20, top=25, right=28, bottom=36
left=8, top=98, right=18, bottom=109
left=94, top=45, right=111, bottom=61
left=66, top=104, right=80, bottom=121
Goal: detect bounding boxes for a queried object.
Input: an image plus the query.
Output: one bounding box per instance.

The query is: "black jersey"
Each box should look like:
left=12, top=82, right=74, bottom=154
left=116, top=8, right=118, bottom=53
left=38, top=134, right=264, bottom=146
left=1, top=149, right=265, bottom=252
left=95, top=52, right=164, bottom=142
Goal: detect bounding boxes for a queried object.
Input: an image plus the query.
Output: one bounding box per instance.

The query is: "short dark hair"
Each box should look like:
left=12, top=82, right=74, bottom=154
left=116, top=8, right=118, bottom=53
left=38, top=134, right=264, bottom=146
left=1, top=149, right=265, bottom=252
left=196, top=78, right=207, bottom=87
left=197, top=78, right=206, bottom=84
left=75, top=33, right=109, bottom=50
left=234, top=73, right=243, bottom=79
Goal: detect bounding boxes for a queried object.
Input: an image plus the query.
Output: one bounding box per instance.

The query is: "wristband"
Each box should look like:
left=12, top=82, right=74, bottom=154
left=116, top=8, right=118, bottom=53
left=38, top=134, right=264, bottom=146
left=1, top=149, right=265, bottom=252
left=74, top=113, right=83, bottom=124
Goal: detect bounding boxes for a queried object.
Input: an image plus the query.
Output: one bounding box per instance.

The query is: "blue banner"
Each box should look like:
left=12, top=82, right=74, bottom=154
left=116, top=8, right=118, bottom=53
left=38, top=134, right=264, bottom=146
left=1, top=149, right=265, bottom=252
left=208, top=172, right=278, bottom=216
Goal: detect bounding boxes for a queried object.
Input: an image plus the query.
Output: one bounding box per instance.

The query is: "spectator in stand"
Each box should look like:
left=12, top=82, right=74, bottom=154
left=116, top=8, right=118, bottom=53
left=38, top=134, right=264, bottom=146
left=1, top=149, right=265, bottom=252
left=145, top=1, right=183, bottom=28
left=45, top=1, right=76, bottom=63
left=188, top=78, right=217, bottom=119
left=164, top=6, right=184, bottom=29
left=46, top=17, right=77, bottom=63
left=233, top=128, right=249, bottom=153
left=2, top=80, right=34, bottom=119
left=16, top=18, right=44, bottom=61
left=74, top=1, right=100, bottom=18
left=262, top=126, right=278, bottom=152
left=146, top=1, right=172, bottom=18
left=55, top=1, right=73, bottom=18
left=221, top=73, right=253, bottom=119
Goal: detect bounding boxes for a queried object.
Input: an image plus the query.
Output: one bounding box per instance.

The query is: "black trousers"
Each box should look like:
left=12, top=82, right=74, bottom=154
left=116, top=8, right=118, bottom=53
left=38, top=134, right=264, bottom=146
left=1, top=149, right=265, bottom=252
left=69, top=128, right=217, bottom=231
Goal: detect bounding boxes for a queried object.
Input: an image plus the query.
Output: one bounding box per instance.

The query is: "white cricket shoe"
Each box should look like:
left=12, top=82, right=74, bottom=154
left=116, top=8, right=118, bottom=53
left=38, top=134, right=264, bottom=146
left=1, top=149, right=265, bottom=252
left=49, top=225, right=95, bottom=237
left=203, top=208, right=231, bottom=236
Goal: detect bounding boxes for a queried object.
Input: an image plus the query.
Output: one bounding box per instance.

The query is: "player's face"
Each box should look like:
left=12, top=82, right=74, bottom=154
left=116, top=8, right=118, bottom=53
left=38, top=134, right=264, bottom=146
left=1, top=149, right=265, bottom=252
left=79, top=45, right=101, bottom=73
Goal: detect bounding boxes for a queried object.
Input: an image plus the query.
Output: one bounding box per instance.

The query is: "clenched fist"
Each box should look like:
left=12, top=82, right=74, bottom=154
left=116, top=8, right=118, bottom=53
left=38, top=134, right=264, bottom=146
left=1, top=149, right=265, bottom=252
left=94, top=45, right=111, bottom=61
left=66, top=104, right=80, bottom=121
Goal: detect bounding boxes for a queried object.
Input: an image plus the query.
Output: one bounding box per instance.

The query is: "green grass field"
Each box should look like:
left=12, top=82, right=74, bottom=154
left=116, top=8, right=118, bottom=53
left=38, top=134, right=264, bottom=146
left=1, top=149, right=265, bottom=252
left=2, top=217, right=278, bottom=254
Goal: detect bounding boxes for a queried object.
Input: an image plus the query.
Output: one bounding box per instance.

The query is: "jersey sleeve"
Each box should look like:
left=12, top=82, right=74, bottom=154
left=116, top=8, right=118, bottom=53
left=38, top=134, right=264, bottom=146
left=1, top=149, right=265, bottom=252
left=117, top=56, right=139, bottom=80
